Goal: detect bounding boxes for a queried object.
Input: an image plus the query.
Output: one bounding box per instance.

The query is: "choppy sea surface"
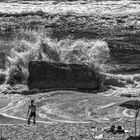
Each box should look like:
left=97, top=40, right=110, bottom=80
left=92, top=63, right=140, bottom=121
left=0, top=0, right=140, bottom=96
left=0, top=37, right=140, bottom=96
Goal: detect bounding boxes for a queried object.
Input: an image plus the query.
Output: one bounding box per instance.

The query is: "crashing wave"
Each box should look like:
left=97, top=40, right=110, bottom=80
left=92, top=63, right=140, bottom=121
left=0, top=34, right=110, bottom=87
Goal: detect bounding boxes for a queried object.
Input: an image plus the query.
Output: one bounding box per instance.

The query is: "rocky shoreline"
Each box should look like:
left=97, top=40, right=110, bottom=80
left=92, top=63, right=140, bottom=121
left=0, top=119, right=139, bottom=140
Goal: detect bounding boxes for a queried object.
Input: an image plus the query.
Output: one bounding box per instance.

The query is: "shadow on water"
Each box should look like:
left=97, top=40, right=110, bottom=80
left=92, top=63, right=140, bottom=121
left=0, top=32, right=15, bottom=42
left=127, top=135, right=140, bottom=140
left=50, top=30, right=101, bottom=40
left=21, top=86, right=110, bottom=95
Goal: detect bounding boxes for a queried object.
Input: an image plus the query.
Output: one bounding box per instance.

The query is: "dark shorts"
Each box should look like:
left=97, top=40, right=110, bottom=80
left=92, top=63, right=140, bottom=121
left=30, top=112, right=36, bottom=117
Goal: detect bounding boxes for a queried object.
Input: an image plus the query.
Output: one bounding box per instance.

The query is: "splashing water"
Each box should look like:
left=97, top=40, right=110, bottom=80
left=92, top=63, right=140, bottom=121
left=0, top=35, right=110, bottom=90
left=1, top=32, right=140, bottom=95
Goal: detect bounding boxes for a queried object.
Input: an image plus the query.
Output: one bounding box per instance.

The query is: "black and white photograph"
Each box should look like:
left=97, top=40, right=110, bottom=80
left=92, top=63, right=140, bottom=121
left=0, top=0, right=140, bottom=139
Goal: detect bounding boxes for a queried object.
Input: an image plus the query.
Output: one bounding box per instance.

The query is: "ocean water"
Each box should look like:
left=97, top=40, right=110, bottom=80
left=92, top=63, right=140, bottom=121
left=0, top=0, right=140, bottom=97
left=0, top=33, right=140, bottom=96
left=0, top=1, right=140, bottom=128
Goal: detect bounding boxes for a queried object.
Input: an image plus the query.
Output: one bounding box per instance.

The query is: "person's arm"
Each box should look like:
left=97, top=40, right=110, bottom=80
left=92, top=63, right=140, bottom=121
left=35, top=105, right=37, bottom=114
left=136, top=110, right=139, bottom=119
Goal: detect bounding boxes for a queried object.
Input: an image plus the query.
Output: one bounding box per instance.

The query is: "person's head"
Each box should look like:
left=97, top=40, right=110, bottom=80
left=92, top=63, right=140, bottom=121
left=117, top=126, right=122, bottom=130
left=31, top=100, right=34, bottom=105
left=111, top=125, right=115, bottom=130
left=91, top=126, right=96, bottom=129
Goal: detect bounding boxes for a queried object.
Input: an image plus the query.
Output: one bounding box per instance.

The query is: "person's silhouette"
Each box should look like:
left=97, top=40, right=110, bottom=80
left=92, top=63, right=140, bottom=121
left=116, top=126, right=125, bottom=134
left=27, top=100, right=36, bottom=125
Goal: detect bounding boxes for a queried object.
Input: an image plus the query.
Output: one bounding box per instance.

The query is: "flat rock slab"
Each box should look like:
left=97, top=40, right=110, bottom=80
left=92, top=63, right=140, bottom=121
left=27, top=61, right=100, bottom=90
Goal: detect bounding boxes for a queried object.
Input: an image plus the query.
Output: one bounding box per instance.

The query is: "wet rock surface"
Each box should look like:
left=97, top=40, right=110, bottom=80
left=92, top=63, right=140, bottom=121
left=0, top=73, right=6, bottom=85
left=27, top=61, right=100, bottom=90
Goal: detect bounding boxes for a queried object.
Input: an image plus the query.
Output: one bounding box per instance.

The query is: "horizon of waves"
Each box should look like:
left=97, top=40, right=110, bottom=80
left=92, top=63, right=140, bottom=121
left=0, top=36, right=111, bottom=92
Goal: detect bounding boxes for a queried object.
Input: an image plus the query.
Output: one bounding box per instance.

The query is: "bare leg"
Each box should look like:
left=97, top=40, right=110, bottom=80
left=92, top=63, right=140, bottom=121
left=33, top=116, right=36, bottom=124
left=28, top=116, right=31, bottom=125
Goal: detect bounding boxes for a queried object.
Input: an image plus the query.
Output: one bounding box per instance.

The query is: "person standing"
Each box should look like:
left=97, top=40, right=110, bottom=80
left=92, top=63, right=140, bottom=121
left=27, top=100, right=36, bottom=125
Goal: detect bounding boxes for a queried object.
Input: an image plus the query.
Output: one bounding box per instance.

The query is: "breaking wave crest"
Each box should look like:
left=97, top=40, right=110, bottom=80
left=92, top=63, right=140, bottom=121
left=0, top=34, right=110, bottom=87
left=0, top=32, right=140, bottom=93
left=105, top=73, right=140, bottom=88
